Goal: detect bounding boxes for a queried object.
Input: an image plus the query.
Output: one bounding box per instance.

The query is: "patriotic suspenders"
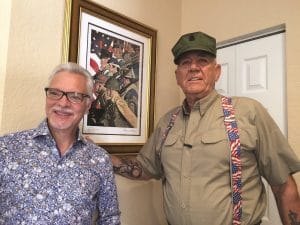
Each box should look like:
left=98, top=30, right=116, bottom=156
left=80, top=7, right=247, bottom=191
left=221, top=96, right=242, bottom=225
left=158, top=96, right=242, bottom=225
left=157, top=107, right=181, bottom=160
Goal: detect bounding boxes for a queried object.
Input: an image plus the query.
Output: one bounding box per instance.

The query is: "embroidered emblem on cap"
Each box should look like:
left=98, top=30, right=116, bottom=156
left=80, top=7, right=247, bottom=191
left=189, top=35, right=195, bottom=41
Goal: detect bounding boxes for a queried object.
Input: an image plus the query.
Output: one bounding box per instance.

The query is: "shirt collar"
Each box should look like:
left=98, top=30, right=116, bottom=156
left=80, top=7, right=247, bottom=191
left=182, top=90, right=220, bottom=116
left=32, top=119, right=52, bottom=138
left=33, top=119, right=84, bottom=143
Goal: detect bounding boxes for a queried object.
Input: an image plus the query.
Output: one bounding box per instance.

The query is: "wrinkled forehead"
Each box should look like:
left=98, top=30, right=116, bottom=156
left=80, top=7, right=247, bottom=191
left=49, top=71, right=88, bottom=92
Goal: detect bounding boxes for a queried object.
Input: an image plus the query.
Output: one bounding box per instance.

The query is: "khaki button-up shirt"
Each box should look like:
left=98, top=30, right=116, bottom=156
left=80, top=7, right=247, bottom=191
left=137, top=90, right=300, bottom=225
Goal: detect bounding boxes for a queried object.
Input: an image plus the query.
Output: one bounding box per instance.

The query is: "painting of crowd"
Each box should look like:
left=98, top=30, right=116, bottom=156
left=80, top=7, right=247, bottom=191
left=87, top=30, right=140, bottom=128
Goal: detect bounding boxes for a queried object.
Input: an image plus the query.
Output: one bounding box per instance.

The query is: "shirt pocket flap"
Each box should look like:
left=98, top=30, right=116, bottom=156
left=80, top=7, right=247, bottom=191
left=164, top=133, right=180, bottom=146
left=201, top=129, right=227, bottom=144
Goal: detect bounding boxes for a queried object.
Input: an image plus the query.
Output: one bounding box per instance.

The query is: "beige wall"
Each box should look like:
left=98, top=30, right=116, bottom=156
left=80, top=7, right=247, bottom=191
left=0, top=0, right=11, bottom=133
left=0, top=0, right=66, bottom=134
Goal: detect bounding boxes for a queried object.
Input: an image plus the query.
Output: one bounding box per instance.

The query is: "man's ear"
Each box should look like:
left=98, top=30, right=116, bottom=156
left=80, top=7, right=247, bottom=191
left=175, top=68, right=180, bottom=85
left=214, top=64, right=221, bottom=82
left=85, top=99, right=92, bottom=114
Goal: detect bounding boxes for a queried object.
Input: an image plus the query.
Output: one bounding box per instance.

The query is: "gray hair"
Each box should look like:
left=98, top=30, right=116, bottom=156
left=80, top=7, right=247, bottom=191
left=48, top=62, right=94, bottom=96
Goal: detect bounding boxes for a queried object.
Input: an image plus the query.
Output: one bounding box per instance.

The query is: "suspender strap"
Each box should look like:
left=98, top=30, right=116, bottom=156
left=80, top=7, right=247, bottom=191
left=221, top=96, right=242, bottom=225
left=156, top=107, right=181, bottom=159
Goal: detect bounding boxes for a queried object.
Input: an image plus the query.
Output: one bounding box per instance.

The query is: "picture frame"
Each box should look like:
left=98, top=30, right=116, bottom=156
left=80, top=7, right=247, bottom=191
left=62, top=0, right=157, bottom=154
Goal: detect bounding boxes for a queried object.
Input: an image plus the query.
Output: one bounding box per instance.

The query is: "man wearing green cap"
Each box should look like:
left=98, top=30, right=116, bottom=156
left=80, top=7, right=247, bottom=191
left=111, top=31, right=300, bottom=225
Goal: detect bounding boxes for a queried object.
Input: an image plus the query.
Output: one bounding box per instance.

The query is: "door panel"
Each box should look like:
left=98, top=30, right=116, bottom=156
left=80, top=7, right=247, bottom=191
left=235, top=34, right=286, bottom=135
left=216, top=32, right=286, bottom=225
left=215, top=47, right=235, bottom=96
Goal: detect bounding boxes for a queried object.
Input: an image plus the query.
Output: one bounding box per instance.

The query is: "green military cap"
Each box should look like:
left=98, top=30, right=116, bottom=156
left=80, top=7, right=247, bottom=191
left=172, top=31, right=216, bottom=64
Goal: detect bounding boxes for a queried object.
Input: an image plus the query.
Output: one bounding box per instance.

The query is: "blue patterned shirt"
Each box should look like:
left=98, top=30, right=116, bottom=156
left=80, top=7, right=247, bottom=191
left=0, top=120, right=120, bottom=225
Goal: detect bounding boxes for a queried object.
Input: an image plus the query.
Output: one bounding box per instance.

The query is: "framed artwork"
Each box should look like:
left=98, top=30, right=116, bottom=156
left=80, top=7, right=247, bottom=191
left=62, top=0, right=157, bottom=153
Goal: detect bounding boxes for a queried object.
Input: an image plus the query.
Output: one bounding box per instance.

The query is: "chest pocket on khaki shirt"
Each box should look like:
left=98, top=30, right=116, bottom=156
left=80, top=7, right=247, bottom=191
left=201, top=127, right=257, bottom=150
left=201, top=128, right=227, bottom=144
left=164, top=133, right=180, bottom=146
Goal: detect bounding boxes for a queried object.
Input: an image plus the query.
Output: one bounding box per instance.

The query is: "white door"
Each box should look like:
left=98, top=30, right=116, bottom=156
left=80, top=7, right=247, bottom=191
left=216, top=32, right=286, bottom=225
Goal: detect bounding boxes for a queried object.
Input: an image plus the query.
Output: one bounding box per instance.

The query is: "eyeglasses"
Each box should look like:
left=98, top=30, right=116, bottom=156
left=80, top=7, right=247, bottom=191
left=44, top=88, right=90, bottom=104
left=178, top=56, right=213, bottom=70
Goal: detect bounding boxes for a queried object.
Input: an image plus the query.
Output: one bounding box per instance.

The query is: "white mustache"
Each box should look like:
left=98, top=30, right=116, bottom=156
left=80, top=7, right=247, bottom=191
left=52, top=107, right=73, bottom=114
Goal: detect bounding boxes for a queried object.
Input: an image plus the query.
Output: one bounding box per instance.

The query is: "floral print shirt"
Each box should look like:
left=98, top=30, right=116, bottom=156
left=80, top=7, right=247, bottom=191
left=0, top=120, right=120, bottom=225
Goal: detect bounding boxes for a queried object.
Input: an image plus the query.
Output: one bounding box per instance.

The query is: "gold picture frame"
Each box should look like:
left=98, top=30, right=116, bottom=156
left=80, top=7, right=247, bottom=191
left=62, top=0, right=157, bottom=154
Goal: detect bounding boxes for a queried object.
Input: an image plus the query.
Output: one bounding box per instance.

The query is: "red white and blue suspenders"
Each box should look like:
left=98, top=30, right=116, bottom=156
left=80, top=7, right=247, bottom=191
left=158, top=96, right=242, bottom=225
left=222, top=96, right=242, bottom=225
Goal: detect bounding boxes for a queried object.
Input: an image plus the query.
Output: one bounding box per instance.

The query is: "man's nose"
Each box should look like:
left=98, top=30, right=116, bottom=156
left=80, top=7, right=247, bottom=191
left=189, top=61, right=201, bottom=70
left=58, top=94, right=71, bottom=105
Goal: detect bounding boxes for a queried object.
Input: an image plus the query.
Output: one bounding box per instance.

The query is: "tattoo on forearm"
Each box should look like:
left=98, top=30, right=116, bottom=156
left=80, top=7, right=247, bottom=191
left=288, top=210, right=300, bottom=225
left=113, top=156, right=143, bottom=178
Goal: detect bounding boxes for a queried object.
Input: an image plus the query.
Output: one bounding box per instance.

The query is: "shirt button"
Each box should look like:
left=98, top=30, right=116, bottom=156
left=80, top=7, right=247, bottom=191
left=181, top=203, right=186, bottom=209
left=184, top=175, right=191, bottom=180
